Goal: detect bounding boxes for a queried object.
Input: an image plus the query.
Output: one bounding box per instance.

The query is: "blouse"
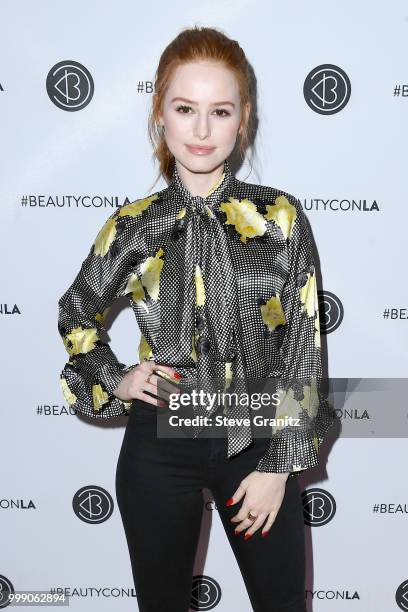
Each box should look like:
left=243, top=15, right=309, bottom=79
left=57, top=158, right=336, bottom=477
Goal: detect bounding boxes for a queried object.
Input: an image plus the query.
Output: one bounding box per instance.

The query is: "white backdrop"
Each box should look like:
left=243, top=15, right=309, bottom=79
left=1, top=1, right=407, bottom=610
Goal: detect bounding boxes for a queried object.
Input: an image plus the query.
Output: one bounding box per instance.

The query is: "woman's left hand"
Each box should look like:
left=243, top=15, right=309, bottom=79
left=227, top=470, right=290, bottom=538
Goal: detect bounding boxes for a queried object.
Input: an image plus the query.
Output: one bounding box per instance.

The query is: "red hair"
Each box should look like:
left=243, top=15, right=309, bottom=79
left=148, top=25, right=253, bottom=186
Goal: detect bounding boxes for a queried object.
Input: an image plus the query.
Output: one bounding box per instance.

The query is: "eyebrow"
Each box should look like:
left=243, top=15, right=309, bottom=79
left=170, top=96, right=235, bottom=108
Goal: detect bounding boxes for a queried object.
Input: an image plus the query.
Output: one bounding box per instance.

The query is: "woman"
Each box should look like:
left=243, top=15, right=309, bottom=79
left=58, top=26, right=335, bottom=612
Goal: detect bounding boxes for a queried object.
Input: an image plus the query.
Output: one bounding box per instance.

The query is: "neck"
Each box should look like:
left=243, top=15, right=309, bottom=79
left=174, top=160, right=226, bottom=198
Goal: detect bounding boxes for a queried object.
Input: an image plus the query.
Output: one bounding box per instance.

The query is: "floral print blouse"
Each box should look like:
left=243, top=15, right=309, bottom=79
left=58, top=159, right=336, bottom=476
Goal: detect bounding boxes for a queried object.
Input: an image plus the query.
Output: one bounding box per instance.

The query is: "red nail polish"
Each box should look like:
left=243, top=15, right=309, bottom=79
left=261, top=530, right=269, bottom=537
left=244, top=533, right=252, bottom=540
left=226, top=497, right=234, bottom=506
left=234, top=529, right=240, bottom=535
left=173, top=372, right=182, bottom=379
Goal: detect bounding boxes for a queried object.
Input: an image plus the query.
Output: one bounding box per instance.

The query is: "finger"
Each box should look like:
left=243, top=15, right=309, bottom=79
left=146, top=374, right=180, bottom=402
left=233, top=514, right=263, bottom=535
left=227, top=483, right=247, bottom=511
left=138, top=377, right=167, bottom=404
left=153, top=363, right=182, bottom=382
left=260, top=511, right=279, bottom=537
left=134, top=391, right=166, bottom=407
left=241, top=513, right=268, bottom=538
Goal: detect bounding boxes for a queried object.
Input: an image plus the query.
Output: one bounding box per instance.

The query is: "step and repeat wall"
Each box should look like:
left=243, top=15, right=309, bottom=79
left=1, top=1, right=407, bottom=610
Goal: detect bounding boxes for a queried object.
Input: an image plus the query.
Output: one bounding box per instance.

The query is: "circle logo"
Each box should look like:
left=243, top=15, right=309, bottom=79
left=396, top=580, right=408, bottom=610
left=46, top=60, right=94, bottom=111
left=0, top=576, right=14, bottom=609
left=73, top=485, right=114, bottom=524
left=302, top=487, right=336, bottom=526
left=191, top=575, right=222, bottom=610
left=318, top=290, right=344, bottom=334
left=304, top=64, right=351, bottom=114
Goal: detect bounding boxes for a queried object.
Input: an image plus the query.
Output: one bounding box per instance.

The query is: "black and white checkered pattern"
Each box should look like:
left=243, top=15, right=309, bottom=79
left=58, top=158, right=336, bottom=475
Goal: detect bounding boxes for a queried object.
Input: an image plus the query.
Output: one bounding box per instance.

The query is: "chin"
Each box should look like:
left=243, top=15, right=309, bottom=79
left=177, top=153, right=227, bottom=174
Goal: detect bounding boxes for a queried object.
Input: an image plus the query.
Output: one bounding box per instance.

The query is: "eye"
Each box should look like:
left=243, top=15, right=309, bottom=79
left=175, top=105, right=231, bottom=117
left=214, top=108, right=231, bottom=117
left=176, top=104, right=193, bottom=114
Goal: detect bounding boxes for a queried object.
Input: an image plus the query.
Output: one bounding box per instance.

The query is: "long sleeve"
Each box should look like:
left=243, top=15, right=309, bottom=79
left=58, top=208, right=140, bottom=419
left=255, top=196, right=336, bottom=475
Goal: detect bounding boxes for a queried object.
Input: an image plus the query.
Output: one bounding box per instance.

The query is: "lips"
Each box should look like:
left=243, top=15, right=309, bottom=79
left=186, top=144, right=215, bottom=155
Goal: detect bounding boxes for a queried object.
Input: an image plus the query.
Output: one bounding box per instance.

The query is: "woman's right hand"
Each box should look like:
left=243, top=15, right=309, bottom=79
left=112, top=360, right=181, bottom=407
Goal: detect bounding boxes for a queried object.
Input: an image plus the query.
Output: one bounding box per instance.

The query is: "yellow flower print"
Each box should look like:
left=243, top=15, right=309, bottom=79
left=260, top=295, right=286, bottom=331
left=272, top=387, right=303, bottom=435
left=94, top=217, right=117, bottom=257
left=94, top=195, right=158, bottom=256
left=125, top=273, right=146, bottom=303
left=123, top=400, right=132, bottom=413
left=92, top=383, right=109, bottom=412
left=195, top=264, right=205, bottom=306
left=313, top=431, right=320, bottom=452
left=118, top=193, right=159, bottom=218
left=264, top=195, right=297, bottom=240
left=220, top=197, right=267, bottom=243
left=63, top=326, right=98, bottom=356
left=301, top=378, right=319, bottom=420
left=224, top=362, right=233, bottom=390
left=139, top=248, right=164, bottom=301
left=60, top=377, right=77, bottom=406
left=299, top=269, right=318, bottom=318
left=138, top=333, right=153, bottom=362
left=176, top=207, right=186, bottom=220
left=95, top=306, right=111, bottom=323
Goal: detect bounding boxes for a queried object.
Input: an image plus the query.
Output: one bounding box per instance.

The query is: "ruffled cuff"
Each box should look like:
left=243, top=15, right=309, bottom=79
left=255, top=427, right=320, bottom=476
left=59, top=360, right=137, bottom=419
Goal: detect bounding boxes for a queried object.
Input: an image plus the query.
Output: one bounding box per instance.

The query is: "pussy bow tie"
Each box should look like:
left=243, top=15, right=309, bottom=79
left=154, top=159, right=253, bottom=457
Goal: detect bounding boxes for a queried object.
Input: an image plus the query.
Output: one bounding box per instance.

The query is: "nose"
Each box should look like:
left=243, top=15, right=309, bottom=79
left=193, top=114, right=211, bottom=140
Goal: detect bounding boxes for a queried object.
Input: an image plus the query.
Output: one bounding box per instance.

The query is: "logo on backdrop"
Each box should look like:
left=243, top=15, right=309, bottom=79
left=72, top=485, right=114, bottom=523
left=0, top=575, right=13, bottom=608
left=302, top=488, right=336, bottom=526
left=46, top=60, right=94, bottom=111
left=396, top=580, right=408, bottom=610
left=303, top=64, right=351, bottom=114
left=318, top=290, right=344, bottom=334
left=191, top=575, right=222, bottom=610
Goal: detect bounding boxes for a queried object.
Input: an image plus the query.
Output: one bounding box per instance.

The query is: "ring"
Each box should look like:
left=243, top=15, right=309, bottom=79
left=247, top=512, right=257, bottom=521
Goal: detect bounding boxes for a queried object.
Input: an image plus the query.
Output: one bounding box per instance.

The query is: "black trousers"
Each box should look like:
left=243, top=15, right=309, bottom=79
left=115, top=398, right=307, bottom=612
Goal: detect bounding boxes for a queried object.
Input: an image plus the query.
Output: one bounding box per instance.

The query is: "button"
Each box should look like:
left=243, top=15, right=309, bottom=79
left=196, top=337, right=210, bottom=355
left=171, top=219, right=186, bottom=239
left=296, top=271, right=308, bottom=288
left=196, top=315, right=205, bottom=331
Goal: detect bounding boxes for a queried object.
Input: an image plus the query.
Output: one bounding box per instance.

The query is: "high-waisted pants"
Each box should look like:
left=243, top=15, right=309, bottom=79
left=115, top=398, right=307, bottom=612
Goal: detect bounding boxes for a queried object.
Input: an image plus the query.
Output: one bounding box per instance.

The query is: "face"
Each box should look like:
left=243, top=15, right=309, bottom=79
left=158, top=60, right=247, bottom=174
